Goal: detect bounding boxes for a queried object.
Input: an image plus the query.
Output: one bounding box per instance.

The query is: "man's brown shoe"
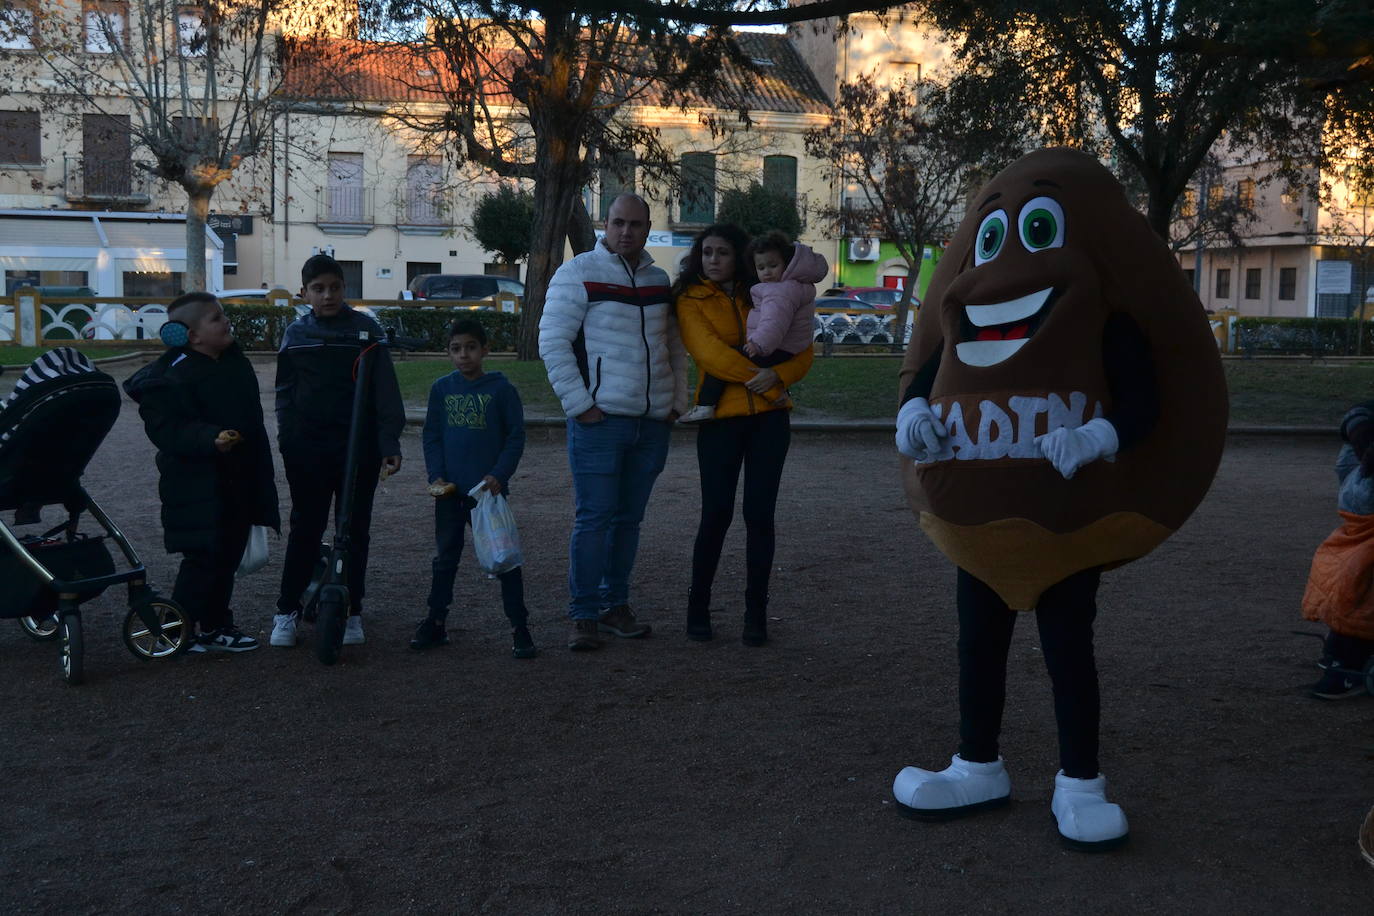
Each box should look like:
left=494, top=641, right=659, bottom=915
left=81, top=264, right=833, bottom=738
left=568, top=618, right=603, bottom=651
left=598, top=604, right=652, bottom=638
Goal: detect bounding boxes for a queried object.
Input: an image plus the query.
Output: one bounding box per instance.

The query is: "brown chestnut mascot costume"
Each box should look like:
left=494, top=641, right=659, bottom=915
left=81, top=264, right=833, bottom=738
left=893, top=148, right=1226, bottom=850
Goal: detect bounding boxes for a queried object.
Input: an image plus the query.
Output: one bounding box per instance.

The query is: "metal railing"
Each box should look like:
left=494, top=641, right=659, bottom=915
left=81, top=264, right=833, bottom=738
left=398, top=187, right=452, bottom=228
left=63, top=156, right=152, bottom=204
left=0, top=289, right=521, bottom=349
left=316, top=186, right=374, bottom=226
left=813, top=306, right=912, bottom=349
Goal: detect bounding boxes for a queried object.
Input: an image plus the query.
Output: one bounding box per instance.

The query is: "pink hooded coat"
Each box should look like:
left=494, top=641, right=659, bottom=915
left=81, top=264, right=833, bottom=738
left=747, top=243, right=829, bottom=357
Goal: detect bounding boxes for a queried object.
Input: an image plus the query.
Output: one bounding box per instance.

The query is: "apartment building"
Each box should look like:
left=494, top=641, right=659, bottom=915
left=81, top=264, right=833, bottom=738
left=1177, top=153, right=1374, bottom=319
left=1, top=3, right=835, bottom=300
left=789, top=9, right=954, bottom=298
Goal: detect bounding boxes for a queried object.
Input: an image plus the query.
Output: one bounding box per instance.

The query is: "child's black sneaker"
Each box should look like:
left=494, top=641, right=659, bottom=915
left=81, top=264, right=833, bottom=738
left=410, top=617, right=449, bottom=650
left=1311, top=666, right=1366, bottom=700
left=512, top=625, right=538, bottom=659
left=202, top=626, right=259, bottom=652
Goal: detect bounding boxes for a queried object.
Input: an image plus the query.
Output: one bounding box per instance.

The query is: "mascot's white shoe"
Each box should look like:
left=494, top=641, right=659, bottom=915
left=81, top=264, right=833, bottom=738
left=1051, top=771, right=1129, bottom=851
left=892, top=755, right=1011, bottom=819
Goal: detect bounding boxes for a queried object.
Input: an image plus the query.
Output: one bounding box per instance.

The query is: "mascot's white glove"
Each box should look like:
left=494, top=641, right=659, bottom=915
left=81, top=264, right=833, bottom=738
left=896, top=397, right=948, bottom=462
left=1035, top=418, right=1119, bottom=479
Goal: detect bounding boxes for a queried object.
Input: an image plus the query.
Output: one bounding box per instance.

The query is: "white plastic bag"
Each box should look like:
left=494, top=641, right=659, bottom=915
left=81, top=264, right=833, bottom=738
left=236, top=525, right=270, bottom=577
left=467, top=482, right=524, bottom=575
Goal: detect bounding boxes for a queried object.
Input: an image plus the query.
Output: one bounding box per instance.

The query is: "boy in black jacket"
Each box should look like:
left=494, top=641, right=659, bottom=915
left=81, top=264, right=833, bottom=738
left=271, top=254, right=405, bottom=648
left=124, top=292, right=280, bottom=652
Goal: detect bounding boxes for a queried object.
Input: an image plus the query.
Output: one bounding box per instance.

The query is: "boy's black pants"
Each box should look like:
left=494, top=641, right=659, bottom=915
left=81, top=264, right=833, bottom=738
left=956, top=567, right=1103, bottom=779
left=695, top=348, right=795, bottom=407
left=426, top=496, right=527, bottom=626
left=174, top=497, right=252, bottom=634
left=277, top=453, right=380, bottom=616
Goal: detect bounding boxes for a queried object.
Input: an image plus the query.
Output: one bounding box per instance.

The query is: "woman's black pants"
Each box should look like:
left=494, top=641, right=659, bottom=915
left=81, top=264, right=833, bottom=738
left=689, top=410, right=791, bottom=610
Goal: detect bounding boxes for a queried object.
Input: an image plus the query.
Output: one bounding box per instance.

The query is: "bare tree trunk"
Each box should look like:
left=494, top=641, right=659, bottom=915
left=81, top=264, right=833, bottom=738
left=518, top=113, right=588, bottom=360
left=185, top=186, right=213, bottom=292
left=1146, top=183, right=1174, bottom=242
left=568, top=196, right=596, bottom=255
left=891, top=255, right=919, bottom=353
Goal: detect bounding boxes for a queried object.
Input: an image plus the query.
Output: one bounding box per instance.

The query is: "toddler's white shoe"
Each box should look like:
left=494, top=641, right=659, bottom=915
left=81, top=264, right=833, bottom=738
left=343, top=616, right=365, bottom=645
left=1051, top=771, right=1129, bottom=851
left=892, top=754, right=1011, bottom=819
left=679, top=405, right=716, bottom=424
left=270, top=612, right=297, bottom=647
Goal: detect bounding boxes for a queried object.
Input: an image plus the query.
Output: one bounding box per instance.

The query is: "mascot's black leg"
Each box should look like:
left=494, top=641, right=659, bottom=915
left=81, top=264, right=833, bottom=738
left=890, top=569, right=1015, bottom=820
left=956, top=568, right=1017, bottom=763
left=1037, top=568, right=1128, bottom=851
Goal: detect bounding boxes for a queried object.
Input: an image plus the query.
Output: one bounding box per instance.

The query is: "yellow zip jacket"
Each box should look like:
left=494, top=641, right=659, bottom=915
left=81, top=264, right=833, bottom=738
left=676, top=279, right=814, bottom=420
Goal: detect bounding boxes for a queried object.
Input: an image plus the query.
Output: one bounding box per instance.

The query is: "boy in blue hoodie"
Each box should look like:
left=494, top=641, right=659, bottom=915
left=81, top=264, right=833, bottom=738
left=413, top=317, right=536, bottom=658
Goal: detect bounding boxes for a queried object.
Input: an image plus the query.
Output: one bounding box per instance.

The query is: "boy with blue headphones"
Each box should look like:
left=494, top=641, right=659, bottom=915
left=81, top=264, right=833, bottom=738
left=124, top=292, right=280, bottom=652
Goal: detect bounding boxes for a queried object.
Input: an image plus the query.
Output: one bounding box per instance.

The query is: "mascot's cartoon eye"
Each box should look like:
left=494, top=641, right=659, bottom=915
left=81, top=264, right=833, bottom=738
left=1018, top=196, right=1065, bottom=252
left=974, top=209, right=1008, bottom=266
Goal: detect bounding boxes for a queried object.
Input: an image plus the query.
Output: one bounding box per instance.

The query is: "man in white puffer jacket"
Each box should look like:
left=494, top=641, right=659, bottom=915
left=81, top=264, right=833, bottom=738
left=539, top=194, right=688, bottom=652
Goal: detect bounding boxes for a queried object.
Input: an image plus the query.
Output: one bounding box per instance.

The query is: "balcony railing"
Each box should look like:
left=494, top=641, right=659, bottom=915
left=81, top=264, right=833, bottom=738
left=63, top=156, right=152, bottom=204
left=397, top=186, right=453, bottom=233
left=316, top=185, right=374, bottom=232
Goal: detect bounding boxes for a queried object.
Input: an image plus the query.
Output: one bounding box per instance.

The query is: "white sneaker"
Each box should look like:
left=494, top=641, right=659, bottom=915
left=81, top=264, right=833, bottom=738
left=343, top=616, right=365, bottom=645
left=892, top=754, right=1012, bottom=818
left=270, top=612, right=298, bottom=647
left=1051, top=771, right=1129, bottom=850
left=679, top=405, right=716, bottom=424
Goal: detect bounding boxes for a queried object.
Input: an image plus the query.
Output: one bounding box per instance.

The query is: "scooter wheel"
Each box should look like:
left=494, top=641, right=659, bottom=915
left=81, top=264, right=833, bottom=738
left=61, top=613, right=84, bottom=685
left=315, top=594, right=345, bottom=666
left=123, top=600, right=190, bottom=660
left=20, top=614, right=59, bottom=641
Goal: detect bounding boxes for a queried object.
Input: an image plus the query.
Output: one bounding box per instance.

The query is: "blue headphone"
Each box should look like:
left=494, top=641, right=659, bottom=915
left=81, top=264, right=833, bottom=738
left=159, top=319, right=190, bottom=347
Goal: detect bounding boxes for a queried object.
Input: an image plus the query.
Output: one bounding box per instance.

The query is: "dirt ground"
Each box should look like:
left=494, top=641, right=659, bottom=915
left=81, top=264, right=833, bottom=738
left=1, top=355, right=1371, bottom=914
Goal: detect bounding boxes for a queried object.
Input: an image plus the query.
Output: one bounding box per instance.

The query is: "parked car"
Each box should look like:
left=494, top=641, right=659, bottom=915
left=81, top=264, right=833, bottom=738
left=821, top=286, right=918, bottom=309
left=400, top=274, right=524, bottom=304
left=815, top=295, right=880, bottom=310
left=217, top=288, right=273, bottom=301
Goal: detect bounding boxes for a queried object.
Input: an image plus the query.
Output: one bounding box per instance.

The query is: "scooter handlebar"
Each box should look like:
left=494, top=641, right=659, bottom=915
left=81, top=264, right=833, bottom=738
left=301, top=327, right=428, bottom=350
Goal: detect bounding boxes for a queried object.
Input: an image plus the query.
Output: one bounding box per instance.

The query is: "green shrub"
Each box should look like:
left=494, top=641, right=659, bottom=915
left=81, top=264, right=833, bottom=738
left=223, top=304, right=297, bottom=350
left=222, top=304, right=521, bottom=352
left=381, top=309, right=521, bottom=352
left=1233, top=316, right=1374, bottom=356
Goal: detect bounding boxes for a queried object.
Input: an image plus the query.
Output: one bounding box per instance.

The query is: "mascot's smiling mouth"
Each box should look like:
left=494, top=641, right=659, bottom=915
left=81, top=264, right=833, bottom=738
left=955, top=287, right=1057, bottom=367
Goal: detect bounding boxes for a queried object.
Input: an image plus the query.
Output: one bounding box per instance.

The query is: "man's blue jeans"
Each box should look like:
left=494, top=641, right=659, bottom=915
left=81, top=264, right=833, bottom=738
left=566, top=415, right=671, bottom=620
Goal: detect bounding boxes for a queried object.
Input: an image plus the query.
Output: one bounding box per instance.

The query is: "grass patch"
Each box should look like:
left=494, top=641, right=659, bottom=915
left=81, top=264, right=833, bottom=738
left=1224, top=359, right=1374, bottom=427
left=393, top=351, right=1374, bottom=427
left=394, top=357, right=566, bottom=416
left=2, top=344, right=143, bottom=367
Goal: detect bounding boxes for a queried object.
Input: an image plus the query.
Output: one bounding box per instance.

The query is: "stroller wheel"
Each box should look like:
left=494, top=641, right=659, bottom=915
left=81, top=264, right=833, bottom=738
left=60, top=613, right=84, bottom=686
left=19, top=614, right=59, bottom=641
left=122, top=600, right=190, bottom=659
left=314, top=586, right=346, bottom=666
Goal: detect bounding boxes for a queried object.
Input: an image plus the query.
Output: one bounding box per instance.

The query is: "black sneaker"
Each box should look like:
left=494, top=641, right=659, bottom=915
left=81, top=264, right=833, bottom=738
left=202, top=626, right=259, bottom=653
left=1311, top=666, right=1366, bottom=700
left=598, top=604, right=651, bottom=638
left=410, top=618, right=450, bottom=650
left=512, top=625, right=538, bottom=659
left=184, top=633, right=207, bottom=655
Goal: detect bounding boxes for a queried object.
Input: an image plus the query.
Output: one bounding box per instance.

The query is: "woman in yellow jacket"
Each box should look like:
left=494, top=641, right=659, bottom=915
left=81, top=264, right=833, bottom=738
left=673, top=223, right=815, bottom=645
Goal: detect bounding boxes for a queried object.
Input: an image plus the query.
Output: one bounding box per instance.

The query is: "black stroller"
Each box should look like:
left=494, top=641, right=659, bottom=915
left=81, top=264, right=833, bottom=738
left=0, top=348, right=189, bottom=684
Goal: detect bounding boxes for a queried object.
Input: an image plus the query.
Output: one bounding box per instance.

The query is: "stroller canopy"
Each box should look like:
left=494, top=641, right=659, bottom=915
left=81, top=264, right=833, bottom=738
left=0, top=348, right=120, bottom=511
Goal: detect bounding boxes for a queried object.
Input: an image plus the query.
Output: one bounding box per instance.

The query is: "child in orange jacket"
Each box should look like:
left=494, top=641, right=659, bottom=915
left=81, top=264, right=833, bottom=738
left=1302, top=401, right=1374, bottom=699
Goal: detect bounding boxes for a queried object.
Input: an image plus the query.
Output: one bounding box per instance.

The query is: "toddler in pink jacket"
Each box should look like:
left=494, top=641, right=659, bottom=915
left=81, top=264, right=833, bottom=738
left=681, top=232, right=828, bottom=422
